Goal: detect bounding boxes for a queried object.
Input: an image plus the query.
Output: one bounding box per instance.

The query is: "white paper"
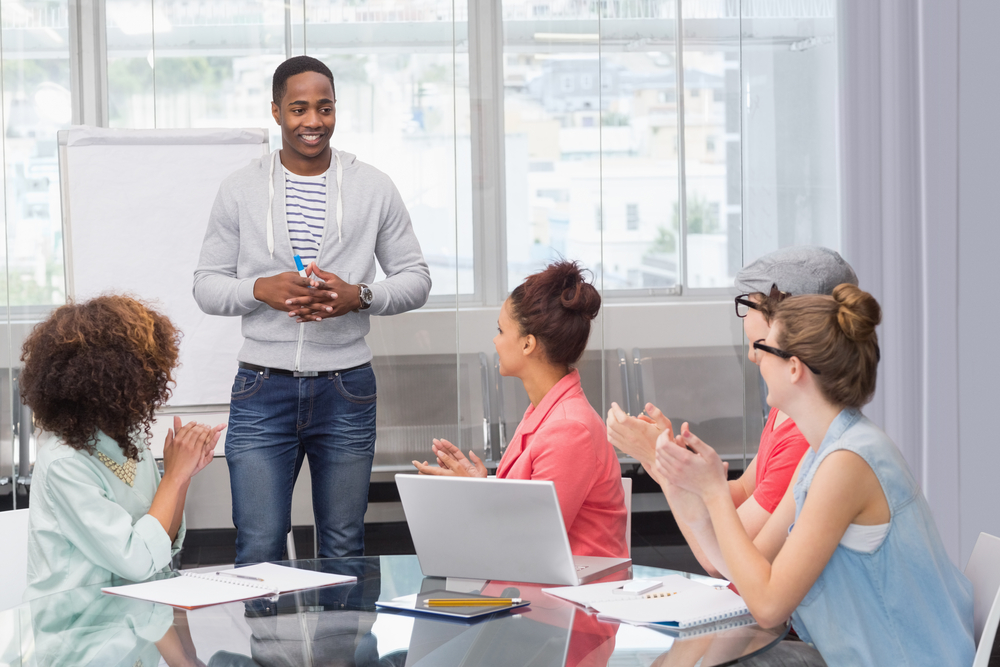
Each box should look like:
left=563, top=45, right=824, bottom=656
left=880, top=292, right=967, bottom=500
left=218, top=562, right=355, bottom=592
left=102, top=563, right=356, bottom=609
left=542, top=574, right=705, bottom=607
left=542, top=574, right=748, bottom=628
left=103, top=574, right=272, bottom=609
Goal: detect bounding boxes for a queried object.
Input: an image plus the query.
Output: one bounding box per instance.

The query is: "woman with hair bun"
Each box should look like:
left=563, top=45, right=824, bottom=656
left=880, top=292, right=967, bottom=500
left=413, top=261, right=627, bottom=559
left=21, top=295, right=224, bottom=601
left=655, top=284, right=973, bottom=665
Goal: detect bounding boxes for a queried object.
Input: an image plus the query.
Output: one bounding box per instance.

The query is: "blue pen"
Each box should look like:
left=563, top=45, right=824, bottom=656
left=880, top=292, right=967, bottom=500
left=294, top=255, right=308, bottom=278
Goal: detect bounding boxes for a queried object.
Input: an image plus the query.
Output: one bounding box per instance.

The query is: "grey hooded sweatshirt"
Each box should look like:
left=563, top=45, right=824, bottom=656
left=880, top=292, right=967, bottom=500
left=193, top=149, right=431, bottom=372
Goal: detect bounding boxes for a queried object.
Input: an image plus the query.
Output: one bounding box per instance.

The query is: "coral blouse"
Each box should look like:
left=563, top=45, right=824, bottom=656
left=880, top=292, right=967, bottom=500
left=496, top=370, right=628, bottom=559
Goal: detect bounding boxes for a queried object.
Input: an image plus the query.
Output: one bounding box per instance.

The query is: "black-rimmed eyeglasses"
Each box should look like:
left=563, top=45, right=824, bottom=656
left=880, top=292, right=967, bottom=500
left=735, top=294, right=759, bottom=318
left=753, top=339, right=822, bottom=375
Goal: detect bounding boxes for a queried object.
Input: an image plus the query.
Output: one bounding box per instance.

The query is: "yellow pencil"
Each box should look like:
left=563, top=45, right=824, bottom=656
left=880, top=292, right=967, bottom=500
left=424, top=597, right=523, bottom=607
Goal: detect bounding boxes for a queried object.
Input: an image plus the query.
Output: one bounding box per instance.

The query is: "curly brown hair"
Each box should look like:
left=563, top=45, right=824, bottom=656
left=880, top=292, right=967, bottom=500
left=19, top=295, right=181, bottom=459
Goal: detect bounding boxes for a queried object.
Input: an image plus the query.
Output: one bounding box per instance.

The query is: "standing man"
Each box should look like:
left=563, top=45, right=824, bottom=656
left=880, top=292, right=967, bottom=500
left=194, top=56, right=431, bottom=564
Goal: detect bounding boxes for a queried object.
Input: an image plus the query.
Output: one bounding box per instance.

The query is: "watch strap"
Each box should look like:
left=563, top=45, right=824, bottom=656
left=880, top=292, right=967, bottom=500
left=358, top=283, right=373, bottom=310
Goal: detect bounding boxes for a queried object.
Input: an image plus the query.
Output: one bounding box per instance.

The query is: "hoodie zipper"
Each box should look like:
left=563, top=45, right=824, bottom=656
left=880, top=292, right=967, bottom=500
left=294, top=323, right=306, bottom=372
left=277, top=153, right=338, bottom=373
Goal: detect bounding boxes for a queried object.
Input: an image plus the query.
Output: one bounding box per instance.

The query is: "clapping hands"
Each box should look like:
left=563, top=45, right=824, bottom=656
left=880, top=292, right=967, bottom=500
left=412, top=438, right=488, bottom=478
left=607, top=401, right=676, bottom=482
left=162, top=416, right=224, bottom=483
left=655, top=421, right=729, bottom=500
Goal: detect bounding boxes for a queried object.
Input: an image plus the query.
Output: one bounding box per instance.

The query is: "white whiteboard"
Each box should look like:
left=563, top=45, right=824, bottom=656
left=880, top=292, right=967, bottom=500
left=59, top=126, right=269, bottom=407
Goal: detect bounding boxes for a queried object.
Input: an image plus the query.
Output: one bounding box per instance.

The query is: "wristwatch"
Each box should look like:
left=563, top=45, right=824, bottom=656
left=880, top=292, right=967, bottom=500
left=357, top=283, right=374, bottom=310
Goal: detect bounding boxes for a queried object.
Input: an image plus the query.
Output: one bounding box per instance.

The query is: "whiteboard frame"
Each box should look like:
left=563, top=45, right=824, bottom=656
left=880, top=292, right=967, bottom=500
left=58, top=126, right=270, bottom=305
left=57, top=127, right=269, bottom=417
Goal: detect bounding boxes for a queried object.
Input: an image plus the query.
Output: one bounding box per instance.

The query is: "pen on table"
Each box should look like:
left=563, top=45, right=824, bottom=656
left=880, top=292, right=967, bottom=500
left=215, top=571, right=265, bottom=582
left=424, top=598, right=523, bottom=607
left=294, top=255, right=309, bottom=278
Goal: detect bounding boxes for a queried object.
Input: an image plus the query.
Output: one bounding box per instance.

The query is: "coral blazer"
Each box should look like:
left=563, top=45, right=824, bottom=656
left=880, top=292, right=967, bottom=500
left=496, top=370, right=628, bottom=559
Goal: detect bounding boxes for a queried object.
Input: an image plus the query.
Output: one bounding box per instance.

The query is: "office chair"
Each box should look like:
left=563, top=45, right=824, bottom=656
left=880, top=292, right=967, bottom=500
left=0, top=509, right=30, bottom=610
left=964, top=532, right=1000, bottom=667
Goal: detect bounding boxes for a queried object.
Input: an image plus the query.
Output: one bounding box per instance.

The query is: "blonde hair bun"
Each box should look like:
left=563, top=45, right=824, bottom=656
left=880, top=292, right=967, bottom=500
left=833, top=283, right=881, bottom=343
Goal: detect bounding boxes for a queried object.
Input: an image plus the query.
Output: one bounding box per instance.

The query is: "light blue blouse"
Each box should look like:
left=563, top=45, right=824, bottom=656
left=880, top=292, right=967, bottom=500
left=790, top=409, right=974, bottom=665
left=24, top=431, right=185, bottom=602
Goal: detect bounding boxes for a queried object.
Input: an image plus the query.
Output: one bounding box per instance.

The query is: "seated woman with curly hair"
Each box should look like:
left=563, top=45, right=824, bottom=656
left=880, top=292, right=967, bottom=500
left=20, top=295, right=223, bottom=601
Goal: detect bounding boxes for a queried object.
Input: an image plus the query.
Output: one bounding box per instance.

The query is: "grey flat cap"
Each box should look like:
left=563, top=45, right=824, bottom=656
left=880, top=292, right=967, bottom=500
left=735, top=246, right=858, bottom=296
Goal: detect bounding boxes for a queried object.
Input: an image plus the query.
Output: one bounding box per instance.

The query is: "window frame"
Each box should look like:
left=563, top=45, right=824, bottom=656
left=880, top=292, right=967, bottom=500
left=63, top=0, right=837, bottom=307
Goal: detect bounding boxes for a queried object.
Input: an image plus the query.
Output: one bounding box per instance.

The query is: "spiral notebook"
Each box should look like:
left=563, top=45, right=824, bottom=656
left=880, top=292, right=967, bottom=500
left=102, top=563, right=356, bottom=610
left=612, top=613, right=757, bottom=638
left=543, top=574, right=748, bottom=629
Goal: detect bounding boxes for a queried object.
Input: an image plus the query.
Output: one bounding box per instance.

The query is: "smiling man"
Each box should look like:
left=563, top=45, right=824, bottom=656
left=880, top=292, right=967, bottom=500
left=193, top=56, right=431, bottom=568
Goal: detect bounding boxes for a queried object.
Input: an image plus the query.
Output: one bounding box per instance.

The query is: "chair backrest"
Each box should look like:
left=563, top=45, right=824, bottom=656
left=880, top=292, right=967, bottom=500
left=0, top=509, right=31, bottom=610
left=621, top=477, right=632, bottom=557
left=964, top=532, right=1000, bottom=667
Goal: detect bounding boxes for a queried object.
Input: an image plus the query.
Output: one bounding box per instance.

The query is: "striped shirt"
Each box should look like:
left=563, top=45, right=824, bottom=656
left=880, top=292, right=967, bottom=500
left=283, top=168, right=326, bottom=264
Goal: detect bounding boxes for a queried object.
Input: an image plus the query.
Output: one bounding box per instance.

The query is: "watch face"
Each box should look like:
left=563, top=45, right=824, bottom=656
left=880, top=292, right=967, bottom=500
left=361, top=285, right=374, bottom=305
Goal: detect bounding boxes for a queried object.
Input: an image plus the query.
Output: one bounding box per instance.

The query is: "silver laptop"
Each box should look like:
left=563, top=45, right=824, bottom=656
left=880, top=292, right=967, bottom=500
left=395, top=474, right=631, bottom=586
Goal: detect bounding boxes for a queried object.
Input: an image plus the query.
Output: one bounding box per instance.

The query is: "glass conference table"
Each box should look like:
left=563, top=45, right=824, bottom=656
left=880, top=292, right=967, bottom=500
left=0, top=555, right=787, bottom=667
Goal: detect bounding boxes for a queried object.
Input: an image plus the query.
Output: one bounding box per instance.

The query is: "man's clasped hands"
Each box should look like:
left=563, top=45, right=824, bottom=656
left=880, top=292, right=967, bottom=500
left=252, top=261, right=361, bottom=322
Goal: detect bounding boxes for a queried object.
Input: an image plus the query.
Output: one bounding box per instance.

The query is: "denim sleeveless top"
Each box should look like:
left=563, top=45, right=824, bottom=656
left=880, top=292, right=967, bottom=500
left=790, top=409, right=974, bottom=665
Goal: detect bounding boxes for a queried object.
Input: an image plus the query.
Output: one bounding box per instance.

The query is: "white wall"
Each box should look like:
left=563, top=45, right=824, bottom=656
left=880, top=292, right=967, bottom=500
left=955, top=0, right=1000, bottom=567
left=918, top=0, right=961, bottom=565
left=841, top=0, right=1000, bottom=566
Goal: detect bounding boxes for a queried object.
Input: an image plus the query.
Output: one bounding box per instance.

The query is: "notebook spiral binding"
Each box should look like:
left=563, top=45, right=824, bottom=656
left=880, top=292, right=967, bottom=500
left=180, top=571, right=280, bottom=597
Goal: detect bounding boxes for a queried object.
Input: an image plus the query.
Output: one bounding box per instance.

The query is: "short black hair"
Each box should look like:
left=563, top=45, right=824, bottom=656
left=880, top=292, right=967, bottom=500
left=272, top=56, right=336, bottom=105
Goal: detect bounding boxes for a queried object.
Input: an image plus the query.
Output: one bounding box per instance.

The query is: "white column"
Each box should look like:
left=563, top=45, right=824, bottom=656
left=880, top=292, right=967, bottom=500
left=68, top=0, right=109, bottom=127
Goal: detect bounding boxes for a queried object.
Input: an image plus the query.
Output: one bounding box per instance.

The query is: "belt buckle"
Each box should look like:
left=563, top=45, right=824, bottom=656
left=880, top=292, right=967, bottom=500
left=293, top=370, right=319, bottom=378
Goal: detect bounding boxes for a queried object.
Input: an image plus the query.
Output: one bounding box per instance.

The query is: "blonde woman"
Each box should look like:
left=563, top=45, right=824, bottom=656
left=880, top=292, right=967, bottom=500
left=656, top=285, right=973, bottom=665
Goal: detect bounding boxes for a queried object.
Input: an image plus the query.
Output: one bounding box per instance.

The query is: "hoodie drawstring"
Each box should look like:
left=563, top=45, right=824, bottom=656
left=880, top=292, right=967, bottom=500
left=335, top=152, right=343, bottom=243
left=266, top=150, right=276, bottom=259
left=266, top=149, right=344, bottom=258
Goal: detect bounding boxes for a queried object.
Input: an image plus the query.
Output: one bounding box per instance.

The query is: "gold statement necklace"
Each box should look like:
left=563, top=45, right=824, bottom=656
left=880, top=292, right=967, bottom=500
left=95, top=451, right=137, bottom=487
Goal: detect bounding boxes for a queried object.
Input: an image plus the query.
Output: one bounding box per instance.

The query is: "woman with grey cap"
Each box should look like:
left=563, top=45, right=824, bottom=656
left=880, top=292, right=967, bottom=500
left=657, top=284, right=973, bottom=665
left=608, top=246, right=858, bottom=578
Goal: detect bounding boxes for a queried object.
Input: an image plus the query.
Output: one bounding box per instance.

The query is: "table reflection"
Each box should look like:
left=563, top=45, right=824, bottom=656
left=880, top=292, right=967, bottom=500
left=27, top=584, right=200, bottom=667
left=3, top=556, right=786, bottom=667
left=207, top=558, right=387, bottom=667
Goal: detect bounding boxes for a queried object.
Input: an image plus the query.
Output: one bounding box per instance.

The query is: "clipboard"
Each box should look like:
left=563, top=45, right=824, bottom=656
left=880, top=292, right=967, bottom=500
left=375, top=589, right=530, bottom=620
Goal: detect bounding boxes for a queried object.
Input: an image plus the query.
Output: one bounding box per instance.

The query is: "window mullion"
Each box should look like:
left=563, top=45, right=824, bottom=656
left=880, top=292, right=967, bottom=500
left=675, top=0, right=688, bottom=293
left=468, top=0, right=507, bottom=306
left=68, top=0, right=108, bottom=127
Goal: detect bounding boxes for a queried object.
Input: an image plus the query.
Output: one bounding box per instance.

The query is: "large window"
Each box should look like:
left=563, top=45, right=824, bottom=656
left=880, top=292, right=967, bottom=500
left=98, top=0, right=839, bottom=301
left=1, top=0, right=73, bottom=506
left=106, top=0, right=473, bottom=297
left=1, top=0, right=841, bottom=510
left=1, top=1, right=71, bottom=309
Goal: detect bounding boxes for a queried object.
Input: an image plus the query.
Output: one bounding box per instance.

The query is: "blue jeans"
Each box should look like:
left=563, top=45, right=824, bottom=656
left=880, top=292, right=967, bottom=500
left=226, top=363, right=377, bottom=564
